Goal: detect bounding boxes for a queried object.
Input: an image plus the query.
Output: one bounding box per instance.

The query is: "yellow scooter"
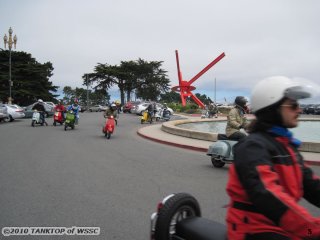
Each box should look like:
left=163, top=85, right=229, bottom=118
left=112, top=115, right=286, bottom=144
left=141, top=110, right=152, bottom=124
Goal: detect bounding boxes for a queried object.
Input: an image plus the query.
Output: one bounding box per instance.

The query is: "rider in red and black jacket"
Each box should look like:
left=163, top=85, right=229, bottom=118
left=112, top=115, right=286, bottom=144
left=226, top=76, right=320, bottom=240
left=54, top=100, right=66, bottom=120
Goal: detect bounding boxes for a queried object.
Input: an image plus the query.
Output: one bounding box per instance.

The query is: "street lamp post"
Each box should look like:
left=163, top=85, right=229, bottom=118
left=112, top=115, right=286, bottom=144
left=86, top=74, right=89, bottom=112
left=3, top=27, right=17, bottom=104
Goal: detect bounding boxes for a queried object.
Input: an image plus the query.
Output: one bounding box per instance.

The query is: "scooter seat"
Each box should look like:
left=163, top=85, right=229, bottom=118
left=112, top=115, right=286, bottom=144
left=175, top=217, right=227, bottom=240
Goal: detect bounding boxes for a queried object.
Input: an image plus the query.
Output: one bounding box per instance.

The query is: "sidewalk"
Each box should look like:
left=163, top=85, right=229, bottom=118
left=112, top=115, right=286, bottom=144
left=137, top=122, right=320, bottom=166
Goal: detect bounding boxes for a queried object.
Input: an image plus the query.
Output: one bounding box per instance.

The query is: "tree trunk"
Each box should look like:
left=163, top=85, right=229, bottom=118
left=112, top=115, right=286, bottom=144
left=126, top=91, right=131, bottom=103
left=120, top=89, right=125, bottom=106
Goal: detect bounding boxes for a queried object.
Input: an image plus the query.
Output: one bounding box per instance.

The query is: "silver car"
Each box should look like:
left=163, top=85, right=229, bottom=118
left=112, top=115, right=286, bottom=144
left=133, top=102, right=174, bottom=116
left=0, top=103, right=9, bottom=122
left=133, top=102, right=152, bottom=115
left=89, top=105, right=105, bottom=112
left=5, top=104, right=25, bottom=121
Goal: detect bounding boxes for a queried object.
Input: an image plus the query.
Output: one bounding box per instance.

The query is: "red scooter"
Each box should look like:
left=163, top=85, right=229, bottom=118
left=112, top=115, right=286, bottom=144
left=53, top=110, right=65, bottom=126
left=102, top=115, right=116, bottom=139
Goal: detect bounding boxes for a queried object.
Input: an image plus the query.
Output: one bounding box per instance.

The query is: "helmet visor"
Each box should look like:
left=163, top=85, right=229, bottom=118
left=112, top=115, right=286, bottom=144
left=284, top=86, right=311, bottom=100
left=285, top=79, right=320, bottom=100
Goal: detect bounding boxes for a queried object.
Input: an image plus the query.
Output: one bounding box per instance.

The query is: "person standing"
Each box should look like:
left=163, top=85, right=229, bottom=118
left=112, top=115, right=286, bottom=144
left=226, top=76, right=320, bottom=239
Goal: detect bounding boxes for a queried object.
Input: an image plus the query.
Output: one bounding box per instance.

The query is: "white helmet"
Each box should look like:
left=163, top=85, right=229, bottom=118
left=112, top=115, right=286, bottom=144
left=250, top=76, right=311, bottom=113
left=111, top=103, right=117, bottom=110
left=38, top=99, right=43, bottom=103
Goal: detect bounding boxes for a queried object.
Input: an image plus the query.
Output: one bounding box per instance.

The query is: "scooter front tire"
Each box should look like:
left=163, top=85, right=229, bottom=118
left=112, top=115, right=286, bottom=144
left=154, top=193, right=201, bottom=240
left=106, top=132, right=111, bottom=139
left=31, top=120, right=35, bottom=127
left=211, top=156, right=226, bottom=168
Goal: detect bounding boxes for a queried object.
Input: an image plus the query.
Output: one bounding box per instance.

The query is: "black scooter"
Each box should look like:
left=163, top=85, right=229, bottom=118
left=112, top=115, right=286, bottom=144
left=150, top=192, right=226, bottom=240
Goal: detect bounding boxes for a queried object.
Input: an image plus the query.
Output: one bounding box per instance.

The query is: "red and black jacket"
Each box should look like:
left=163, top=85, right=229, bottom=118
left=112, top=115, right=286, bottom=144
left=226, top=132, right=320, bottom=239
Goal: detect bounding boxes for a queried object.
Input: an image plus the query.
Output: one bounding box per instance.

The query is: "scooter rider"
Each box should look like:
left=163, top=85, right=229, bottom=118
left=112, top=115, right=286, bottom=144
left=225, top=96, right=249, bottom=140
left=147, top=102, right=155, bottom=122
left=208, top=102, right=218, bottom=118
left=32, top=99, right=48, bottom=124
left=226, top=76, right=320, bottom=239
left=104, top=103, right=118, bottom=124
left=54, top=100, right=66, bottom=121
left=67, top=98, right=80, bottom=125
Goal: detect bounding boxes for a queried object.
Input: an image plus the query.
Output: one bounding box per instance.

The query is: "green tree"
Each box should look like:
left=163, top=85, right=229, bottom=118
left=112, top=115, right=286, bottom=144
left=132, top=59, right=170, bottom=101
left=0, top=50, right=58, bottom=105
left=83, top=59, right=170, bottom=105
left=194, top=93, right=212, bottom=105
left=62, top=86, right=74, bottom=103
left=63, top=86, right=110, bottom=105
left=159, top=90, right=181, bottom=103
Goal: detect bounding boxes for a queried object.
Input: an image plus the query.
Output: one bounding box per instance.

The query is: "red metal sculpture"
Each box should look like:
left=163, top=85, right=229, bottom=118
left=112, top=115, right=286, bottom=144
left=172, top=50, right=225, bottom=109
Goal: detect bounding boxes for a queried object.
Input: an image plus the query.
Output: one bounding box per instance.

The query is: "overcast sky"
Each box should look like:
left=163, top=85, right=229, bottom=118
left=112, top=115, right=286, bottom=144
left=1, top=0, right=320, bottom=103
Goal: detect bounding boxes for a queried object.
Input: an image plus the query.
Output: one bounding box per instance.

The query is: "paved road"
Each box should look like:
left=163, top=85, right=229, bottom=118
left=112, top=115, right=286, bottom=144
left=1, top=112, right=320, bottom=240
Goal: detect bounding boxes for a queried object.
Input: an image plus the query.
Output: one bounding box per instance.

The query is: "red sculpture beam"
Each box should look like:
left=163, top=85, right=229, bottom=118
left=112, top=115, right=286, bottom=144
left=172, top=50, right=225, bottom=109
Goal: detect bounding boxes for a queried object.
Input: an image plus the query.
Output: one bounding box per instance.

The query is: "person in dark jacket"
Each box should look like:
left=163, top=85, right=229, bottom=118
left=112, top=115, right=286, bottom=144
left=32, top=99, right=47, bottom=124
left=147, top=103, right=155, bottom=122
left=226, top=76, right=320, bottom=239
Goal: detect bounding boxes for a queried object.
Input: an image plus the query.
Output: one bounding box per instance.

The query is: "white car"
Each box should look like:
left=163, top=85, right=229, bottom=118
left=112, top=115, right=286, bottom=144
left=0, top=103, right=9, bottom=122
left=5, top=104, right=25, bottom=121
left=134, top=102, right=173, bottom=116
left=133, top=102, right=152, bottom=115
left=45, top=102, right=56, bottom=109
left=89, top=105, right=108, bottom=112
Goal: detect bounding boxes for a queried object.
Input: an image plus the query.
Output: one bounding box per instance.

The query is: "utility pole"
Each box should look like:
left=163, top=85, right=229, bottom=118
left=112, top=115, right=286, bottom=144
left=3, top=27, right=17, bottom=104
left=214, top=78, right=216, bottom=103
left=86, top=75, right=89, bottom=112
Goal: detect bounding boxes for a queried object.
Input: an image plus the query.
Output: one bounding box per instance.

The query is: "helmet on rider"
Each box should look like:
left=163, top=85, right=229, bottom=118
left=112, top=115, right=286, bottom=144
left=74, top=98, right=79, bottom=104
left=234, top=96, right=247, bottom=108
left=251, top=76, right=311, bottom=113
left=111, top=103, right=117, bottom=111
left=249, top=76, right=312, bottom=129
left=38, top=99, right=43, bottom=103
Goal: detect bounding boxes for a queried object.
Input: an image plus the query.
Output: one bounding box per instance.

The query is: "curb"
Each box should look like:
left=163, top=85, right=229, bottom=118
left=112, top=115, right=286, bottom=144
left=137, top=131, right=207, bottom=153
left=137, top=129, right=320, bottom=167
left=305, top=160, right=320, bottom=166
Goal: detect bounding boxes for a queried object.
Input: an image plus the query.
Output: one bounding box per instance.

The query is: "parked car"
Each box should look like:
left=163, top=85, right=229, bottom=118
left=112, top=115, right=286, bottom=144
left=123, top=101, right=141, bottom=113
left=304, top=104, right=315, bottom=114
left=132, top=102, right=152, bottom=115
left=5, top=104, right=25, bottom=121
left=79, top=105, right=87, bottom=112
left=133, top=102, right=174, bottom=116
left=45, top=102, right=56, bottom=109
left=23, top=103, right=54, bottom=118
left=89, top=105, right=108, bottom=112
left=0, top=103, right=9, bottom=122
left=314, top=104, right=320, bottom=115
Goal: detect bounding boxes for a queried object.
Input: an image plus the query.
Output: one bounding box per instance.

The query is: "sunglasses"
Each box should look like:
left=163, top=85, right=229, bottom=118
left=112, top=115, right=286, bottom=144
left=281, top=102, right=300, bottom=110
